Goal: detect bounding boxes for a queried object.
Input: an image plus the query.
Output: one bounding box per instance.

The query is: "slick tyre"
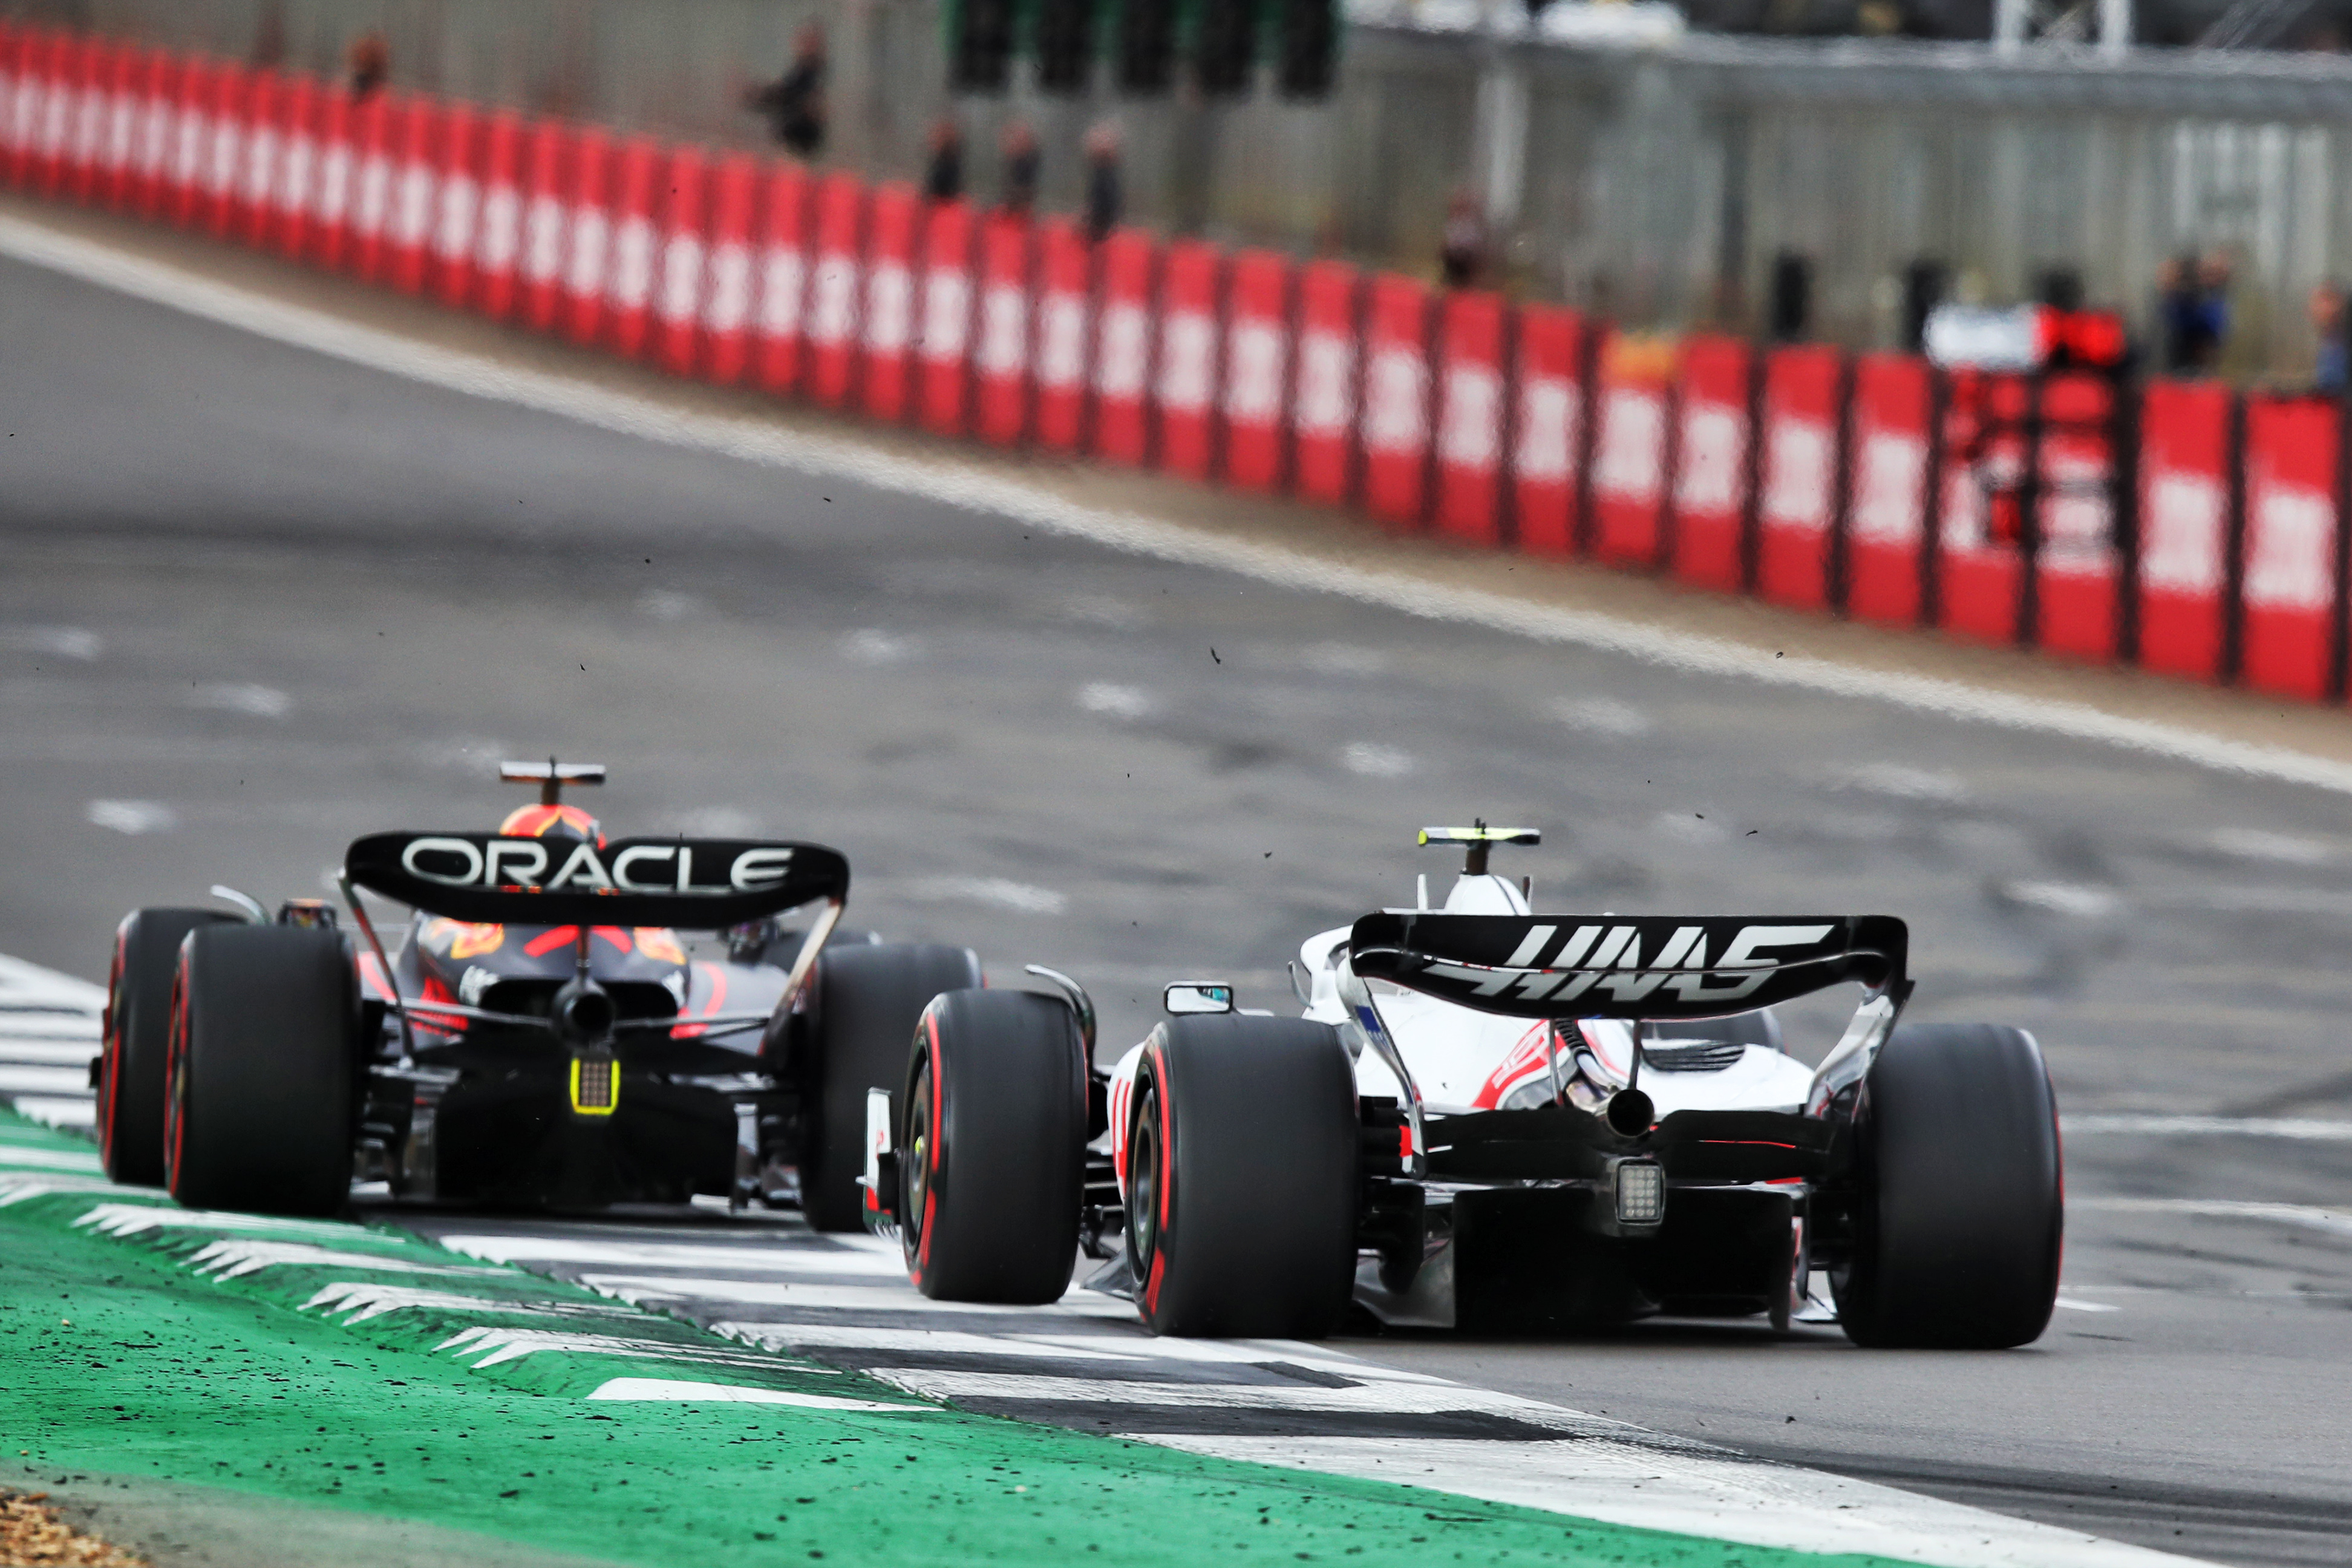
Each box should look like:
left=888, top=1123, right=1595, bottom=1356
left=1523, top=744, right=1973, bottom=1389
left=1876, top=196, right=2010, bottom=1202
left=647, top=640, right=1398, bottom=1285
left=901, top=988, right=1087, bottom=1304
left=1125, top=1015, right=1359, bottom=1339
left=99, top=907, right=238, bottom=1186
left=1836, top=1023, right=2062, bottom=1349
left=164, top=924, right=356, bottom=1217
left=803, top=942, right=984, bottom=1232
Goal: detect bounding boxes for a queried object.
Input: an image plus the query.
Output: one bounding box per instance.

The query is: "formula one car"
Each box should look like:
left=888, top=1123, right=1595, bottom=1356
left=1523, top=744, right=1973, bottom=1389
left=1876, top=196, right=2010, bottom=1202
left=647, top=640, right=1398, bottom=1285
left=869, top=825, right=2063, bottom=1349
left=95, top=762, right=1019, bottom=1224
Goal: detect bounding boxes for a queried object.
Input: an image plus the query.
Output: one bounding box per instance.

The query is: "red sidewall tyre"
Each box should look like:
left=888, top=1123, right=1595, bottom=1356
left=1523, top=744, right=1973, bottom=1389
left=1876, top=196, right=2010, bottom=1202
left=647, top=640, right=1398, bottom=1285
left=164, top=924, right=356, bottom=1217
left=1125, top=1014, right=1359, bottom=1339
left=902, top=988, right=1086, bottom=1304
left=98, top=907, right=235, bottom=1186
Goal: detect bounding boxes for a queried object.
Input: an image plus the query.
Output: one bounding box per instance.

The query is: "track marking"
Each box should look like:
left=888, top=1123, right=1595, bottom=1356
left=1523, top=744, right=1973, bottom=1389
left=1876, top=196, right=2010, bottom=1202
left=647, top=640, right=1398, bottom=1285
left=584, top=1376, right=934, bottom=1411
left=434, top=1233, right=908, bottom=1275
left=0, top=1145, right=100, bottom=1172
left=580, top=1272, right=1138, bottom=1316
left=8, top=213, right=2352, bottom=795
left=75, top=1201, right=368, bottom=1239
left=872, top=1369, right=1651, bottom=1429
left=186, top=1239, right=508, bottom=1279
left=2053, top=1296, right=2122, bottom=1313
left=1133, top=1436, right=2211, bottom=1568
left=433, top=1325, right=825, bottom=1372
left=716, top=1321, right=1455, bottom=1384
left=0, top=953, right=103, bottom=1129
left=301, top=1283, right=572, bottom=1323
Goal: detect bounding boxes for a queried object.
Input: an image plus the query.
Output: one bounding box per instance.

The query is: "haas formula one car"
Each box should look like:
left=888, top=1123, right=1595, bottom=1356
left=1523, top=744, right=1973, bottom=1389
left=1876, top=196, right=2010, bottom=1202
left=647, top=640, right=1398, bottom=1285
left=869, top=825, right=2063, bottom=1349
left=96, top=762, right=1023, bottom=1225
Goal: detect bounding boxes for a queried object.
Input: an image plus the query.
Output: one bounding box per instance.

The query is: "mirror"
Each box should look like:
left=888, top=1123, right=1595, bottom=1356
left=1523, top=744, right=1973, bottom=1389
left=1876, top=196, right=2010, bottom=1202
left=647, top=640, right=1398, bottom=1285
left=1163, top=982, right=1235, bottom=1016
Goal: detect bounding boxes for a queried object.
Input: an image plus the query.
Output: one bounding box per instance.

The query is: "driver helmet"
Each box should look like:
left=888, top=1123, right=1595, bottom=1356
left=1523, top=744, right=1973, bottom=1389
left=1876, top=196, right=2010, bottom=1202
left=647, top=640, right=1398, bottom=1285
left=498, top=802, right=606, bottom=847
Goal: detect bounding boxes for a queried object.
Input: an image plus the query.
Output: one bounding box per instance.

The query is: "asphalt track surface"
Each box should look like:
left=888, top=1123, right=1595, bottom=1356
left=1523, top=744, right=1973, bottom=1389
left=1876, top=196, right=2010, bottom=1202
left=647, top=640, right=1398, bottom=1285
left=4, top=234, right=2352, bottom=1567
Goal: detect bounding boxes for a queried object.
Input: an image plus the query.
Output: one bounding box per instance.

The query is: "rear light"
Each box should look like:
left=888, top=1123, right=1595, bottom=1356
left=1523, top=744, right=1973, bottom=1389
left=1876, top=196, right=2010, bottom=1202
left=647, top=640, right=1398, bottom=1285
left=1614, top=1160, right=1665, bottom=1226
left=570, top=1052, right=618, bottom=1116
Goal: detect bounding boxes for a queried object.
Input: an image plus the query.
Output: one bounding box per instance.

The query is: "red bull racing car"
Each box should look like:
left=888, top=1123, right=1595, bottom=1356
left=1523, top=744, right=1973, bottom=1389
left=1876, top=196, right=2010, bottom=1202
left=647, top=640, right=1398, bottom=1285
left=867, top=825, right=2064, bottom=1349
left=94, top=761, right=1018, bottom=1224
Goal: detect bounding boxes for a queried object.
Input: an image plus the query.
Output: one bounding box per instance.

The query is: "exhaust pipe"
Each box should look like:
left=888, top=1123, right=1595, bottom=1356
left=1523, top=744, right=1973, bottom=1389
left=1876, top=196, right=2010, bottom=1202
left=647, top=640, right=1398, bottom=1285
left=552, top=976, right=617, bottom=1045
left=1604, top=1087, right=1654, bottom=1138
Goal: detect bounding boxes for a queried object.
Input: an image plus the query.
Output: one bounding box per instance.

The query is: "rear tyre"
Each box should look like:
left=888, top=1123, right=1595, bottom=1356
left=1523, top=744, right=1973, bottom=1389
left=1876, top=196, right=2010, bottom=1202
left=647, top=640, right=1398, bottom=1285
left=1125, top=1014, right=1359, bottom=1339
left=901, top=988, right=1086, bottom=1304
left=1835, top=1023, right=2062, bottom=1349
left=802, top=942, right=984, bottom=1232
left=164, top=924, right=356, bottom=1217
left=99, top=907, right=238, bottom=1186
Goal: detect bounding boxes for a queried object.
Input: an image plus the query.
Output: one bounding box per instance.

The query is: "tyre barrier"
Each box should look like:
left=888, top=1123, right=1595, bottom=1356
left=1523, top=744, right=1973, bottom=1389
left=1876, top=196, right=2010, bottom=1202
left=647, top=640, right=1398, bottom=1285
left=5, top=21, right=2350, bottom=702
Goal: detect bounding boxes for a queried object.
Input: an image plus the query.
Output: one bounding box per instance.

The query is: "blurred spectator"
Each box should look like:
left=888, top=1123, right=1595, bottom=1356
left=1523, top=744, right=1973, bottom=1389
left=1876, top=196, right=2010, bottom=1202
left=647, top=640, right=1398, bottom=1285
left=1439, top=189, right=1486, bottom=289
left=2158, top=252, right=2230, bottom=374
left=1083, top=120, right=1123, bottom=243
left=2312, top=280, right=2348, bottom=393
left=1000, top=120, right=1040, bottom=215
left=923, top=117, right=964, bottom=203
left=747, top=25, right=827, bottom=158
left=347, top=31, right=390, bottom=99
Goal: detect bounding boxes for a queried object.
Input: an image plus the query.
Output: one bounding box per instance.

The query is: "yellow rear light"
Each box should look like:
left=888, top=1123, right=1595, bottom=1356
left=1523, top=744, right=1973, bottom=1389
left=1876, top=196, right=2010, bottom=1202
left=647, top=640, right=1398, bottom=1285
left=570, top=1053, right=618, bottom=1116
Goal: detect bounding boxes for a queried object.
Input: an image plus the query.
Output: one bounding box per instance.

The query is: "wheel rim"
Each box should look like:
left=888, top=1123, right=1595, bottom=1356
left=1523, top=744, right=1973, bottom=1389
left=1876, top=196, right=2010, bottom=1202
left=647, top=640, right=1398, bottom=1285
left=1125, top=1081, right=1161, bottom=1282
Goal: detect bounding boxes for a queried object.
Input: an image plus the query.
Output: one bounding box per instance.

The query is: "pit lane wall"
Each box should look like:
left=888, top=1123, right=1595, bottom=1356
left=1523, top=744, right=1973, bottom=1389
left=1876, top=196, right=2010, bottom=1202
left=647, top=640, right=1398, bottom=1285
left=2, top=19, right=2345, bottom=705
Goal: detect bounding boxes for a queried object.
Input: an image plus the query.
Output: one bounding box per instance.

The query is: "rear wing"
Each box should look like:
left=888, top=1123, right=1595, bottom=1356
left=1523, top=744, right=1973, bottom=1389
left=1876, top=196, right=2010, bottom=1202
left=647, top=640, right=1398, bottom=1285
left=344, top=832, right=851, bottom=928
left=1348, top=912, right=1906, bottom=1021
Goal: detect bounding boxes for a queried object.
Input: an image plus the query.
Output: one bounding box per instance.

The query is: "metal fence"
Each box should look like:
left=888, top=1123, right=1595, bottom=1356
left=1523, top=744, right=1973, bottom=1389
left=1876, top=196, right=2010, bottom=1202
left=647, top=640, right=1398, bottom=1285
left=12, top=0, right=2352, bottom=373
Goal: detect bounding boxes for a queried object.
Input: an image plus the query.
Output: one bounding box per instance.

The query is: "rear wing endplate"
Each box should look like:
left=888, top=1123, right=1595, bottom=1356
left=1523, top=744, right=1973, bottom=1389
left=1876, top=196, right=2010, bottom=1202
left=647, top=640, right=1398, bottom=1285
left=1348, top=912, right=1907, bottom=1021
left=344, top=832, right=851, bottom=929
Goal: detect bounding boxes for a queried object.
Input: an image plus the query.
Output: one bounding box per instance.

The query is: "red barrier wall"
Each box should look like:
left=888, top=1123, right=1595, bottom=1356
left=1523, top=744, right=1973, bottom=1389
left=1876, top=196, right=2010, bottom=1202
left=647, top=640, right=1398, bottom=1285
left=1512, top=304, right=1583, bottom=557
left=752, top=162, right=811, bottom=394
left=2033, top=373, right=2120, bottom=662
left=1222, top=250, right=1290, bottom=492
left=1843, top=353, right=1930, bottom=626
left=1294, top=261, right=1359, bottom=507
left=2240, top=395, right=2341, bottom=701
left=1361, top=275, right=1433, bottom=526
left=1590, top=336, right=1671, bottom=569
left=26, top=24, right=2350, bottom=719
left=2136, top=380, right=2232, bottom=682
left=701, top=152, right=760, bottom=385
left=1668, top=334, right=1748, bottom=590
left=1756, top=345, right=1843, bottom=609
left=1092, top=229, right=1155, bottom=466
left=858, top=181, right=918, bottom=419
left=1434, top=291, right=1506, bottom=545
left=1938, top=372, right=2027, bottom=645
left=916, top=200, right=974, bottom=436
left=1155, top=241, right=1222, bottom=481
left=973, top=211, right=1030, bottom=446
left=1033, top=218, right=1091, bottom=452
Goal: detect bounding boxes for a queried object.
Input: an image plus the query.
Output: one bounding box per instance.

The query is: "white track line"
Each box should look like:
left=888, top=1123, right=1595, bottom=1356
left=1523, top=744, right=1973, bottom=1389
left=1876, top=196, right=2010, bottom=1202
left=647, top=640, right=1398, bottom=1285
left=578, top=1272, right=1137, bottom=1317
left=6, top=214, right=2352, bottom=795
left=434, top=1233, right=907, bottom=1275
left=1137, top=1435, right=2213, bottom=1568
left=0, top=953, right=103, bottom=1128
